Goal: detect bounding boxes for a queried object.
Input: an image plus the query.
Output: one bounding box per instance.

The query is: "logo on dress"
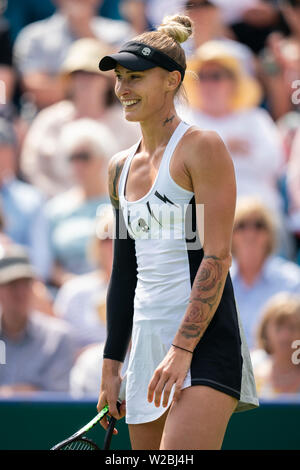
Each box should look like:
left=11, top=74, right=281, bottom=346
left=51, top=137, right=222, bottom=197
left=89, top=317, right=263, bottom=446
left=138, top=218, right=150, bottom=232
left=141, top=47, right=152, bottom=57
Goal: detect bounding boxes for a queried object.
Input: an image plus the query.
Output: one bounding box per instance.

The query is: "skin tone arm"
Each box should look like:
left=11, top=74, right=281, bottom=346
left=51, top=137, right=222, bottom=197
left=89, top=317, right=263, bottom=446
left=148, top=129, right=237, bottom=408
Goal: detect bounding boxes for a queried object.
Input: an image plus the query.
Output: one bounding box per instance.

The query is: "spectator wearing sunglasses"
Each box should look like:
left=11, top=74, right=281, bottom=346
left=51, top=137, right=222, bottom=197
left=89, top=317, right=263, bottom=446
left=44, top=118, right=115, bottom=290
left=231, top=197, right=300, bottom=350
left=182, top=40, right=286, bottom=223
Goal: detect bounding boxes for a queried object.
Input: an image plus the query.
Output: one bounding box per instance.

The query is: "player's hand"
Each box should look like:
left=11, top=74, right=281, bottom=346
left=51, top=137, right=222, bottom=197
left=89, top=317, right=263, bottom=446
left=97, top=365, right=126, bottom=435
left=147, top=346, right=192, bottom=408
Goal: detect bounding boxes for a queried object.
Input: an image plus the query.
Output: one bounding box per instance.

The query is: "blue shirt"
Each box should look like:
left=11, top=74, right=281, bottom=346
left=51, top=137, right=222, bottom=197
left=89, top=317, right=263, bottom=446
left=231, top=255, right=300, bottom=350
left=0, top=177, right=51, bottom=280
left=45, top=191, right=110, bottom=276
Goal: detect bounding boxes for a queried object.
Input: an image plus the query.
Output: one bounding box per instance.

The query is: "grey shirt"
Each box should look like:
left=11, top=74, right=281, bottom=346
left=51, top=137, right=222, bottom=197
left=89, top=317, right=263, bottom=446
left=0, top=311, right=76, bottom=392
left=13, top=12, right=134, bottom=75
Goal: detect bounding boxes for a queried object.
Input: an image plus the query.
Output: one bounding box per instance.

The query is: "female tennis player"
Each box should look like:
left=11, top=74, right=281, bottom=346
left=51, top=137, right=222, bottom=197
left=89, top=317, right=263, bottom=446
left=97, top=14, right=258, bottom=450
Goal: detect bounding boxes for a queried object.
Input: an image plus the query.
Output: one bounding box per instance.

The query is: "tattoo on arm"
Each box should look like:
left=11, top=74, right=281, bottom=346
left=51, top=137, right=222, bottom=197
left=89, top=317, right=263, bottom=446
left=163, top=115, right=175, bottom=126
left=108, top=159, right=125, bottom=209
left=178, top=255, right=225, bottom=342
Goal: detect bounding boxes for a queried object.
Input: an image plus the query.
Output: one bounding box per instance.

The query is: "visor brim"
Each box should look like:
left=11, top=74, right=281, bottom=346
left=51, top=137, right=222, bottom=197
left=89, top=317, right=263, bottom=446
left=99, top=52, right=156, bottom=72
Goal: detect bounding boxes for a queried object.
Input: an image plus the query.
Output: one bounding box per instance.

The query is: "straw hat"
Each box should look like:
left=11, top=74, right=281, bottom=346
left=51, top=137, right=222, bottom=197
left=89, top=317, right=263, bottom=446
left=184, top=40, right=262, bottom=111
left=60, top=38, right=114, bottom=78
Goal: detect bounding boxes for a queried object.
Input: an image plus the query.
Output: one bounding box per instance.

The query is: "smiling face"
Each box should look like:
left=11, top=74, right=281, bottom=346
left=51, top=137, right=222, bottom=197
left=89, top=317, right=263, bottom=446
left=114, top=65, right=181, bottom=123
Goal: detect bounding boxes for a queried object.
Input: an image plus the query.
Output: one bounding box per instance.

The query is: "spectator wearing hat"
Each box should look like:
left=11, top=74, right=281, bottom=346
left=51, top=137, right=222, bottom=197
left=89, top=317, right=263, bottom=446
left=0, top=244, right=76, bottom=396
left=13, top=0, right=134, bottom=110
left=182, top=40, right=285, bottom=219
left=44, top=118, right=115, bottom=288
left=231, top=197, right=300, bottom=350
left=20, top=37, right=141, bottom=198
left=0, top=117, right=51, bottom=281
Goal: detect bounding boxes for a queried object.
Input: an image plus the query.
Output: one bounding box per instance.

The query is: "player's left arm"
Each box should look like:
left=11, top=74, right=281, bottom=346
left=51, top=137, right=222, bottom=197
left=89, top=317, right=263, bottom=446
left=172, top=129, right=236, bottom=353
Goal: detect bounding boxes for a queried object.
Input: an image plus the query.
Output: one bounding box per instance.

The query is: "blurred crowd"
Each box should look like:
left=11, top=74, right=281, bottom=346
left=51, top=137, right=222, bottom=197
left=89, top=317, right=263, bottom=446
left=0, top=0, right=300, bottom=400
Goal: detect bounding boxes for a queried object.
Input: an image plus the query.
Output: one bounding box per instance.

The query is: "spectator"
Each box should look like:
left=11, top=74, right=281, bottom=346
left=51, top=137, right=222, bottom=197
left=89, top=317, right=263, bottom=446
left=0, top=0, right=16, bottom=121
left=54, top=205, right=114, bottom=351
left=253, top=292, right=300, bottom=397
left=182, top=40, right=285, bottom=217
left=69, top=342, right=105, bottom=398
left=0, top=117, right=51, bottom=281
left=13, top=0, right=134, bottom=110
left=183, top=0, right=256, bottom=72
left=20, top=38, right=141, bottom=198
left=120, top=0, right=151, bottom=35
left=228, top=0, right=286, bottom=55
left=45, top=118, right=114, bottom=288
left=259, top=0, right=300, bottom=120
left=286, top=127, right=300, bottom=262
left=0, top=244, right=76, bottom=396
left=128, top=0, right=256, bottom=72
left=231, top=197, right=300, bottom=350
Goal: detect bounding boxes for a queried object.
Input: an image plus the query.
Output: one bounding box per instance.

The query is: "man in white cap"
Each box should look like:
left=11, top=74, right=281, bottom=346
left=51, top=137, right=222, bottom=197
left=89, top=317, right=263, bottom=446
left=0, top=244, right=76, bottom=396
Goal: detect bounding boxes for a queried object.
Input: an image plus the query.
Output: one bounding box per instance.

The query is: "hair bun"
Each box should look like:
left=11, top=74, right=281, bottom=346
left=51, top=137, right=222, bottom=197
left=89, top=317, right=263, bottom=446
left=157, top=14, right=193, bottom=44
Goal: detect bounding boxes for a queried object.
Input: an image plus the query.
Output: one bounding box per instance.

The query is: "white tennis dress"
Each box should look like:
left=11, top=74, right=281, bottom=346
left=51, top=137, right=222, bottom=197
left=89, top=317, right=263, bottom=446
left=118, top=121, right=259, bottom=424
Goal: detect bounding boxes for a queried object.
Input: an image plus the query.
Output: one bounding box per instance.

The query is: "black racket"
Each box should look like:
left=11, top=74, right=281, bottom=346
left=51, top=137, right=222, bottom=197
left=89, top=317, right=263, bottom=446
left=51, top=401, right=121, bottom=451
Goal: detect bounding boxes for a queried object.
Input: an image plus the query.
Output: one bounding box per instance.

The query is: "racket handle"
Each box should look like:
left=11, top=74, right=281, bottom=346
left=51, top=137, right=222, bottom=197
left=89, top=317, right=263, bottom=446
left=102, top=401, right=121, bottom=450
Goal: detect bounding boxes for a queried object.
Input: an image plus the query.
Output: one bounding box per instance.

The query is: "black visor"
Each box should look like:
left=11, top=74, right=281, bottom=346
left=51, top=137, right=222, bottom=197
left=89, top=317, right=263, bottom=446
left=99, top=41, right=185, bottom=81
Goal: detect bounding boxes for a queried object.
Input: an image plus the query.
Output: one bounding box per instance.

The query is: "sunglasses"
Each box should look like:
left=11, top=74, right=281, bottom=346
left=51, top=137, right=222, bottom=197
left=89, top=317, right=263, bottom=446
left=234, top=220, right=268, bottom=232
left=186, top=1, right=215, bottom=9
left=198, top=71, right=234, bottom=82
left=69, top=151, right=92, bottom=162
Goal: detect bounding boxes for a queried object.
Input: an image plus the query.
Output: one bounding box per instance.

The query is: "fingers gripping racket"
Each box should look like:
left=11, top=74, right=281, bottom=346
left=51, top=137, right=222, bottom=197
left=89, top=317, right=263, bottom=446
left=51, top=401, right=121, bottom=450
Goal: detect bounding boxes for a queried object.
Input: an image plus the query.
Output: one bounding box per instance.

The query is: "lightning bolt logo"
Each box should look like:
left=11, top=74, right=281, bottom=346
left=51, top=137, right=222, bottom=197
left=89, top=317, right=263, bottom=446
left=146, top=201, right=162, bottom=226
left=154, top=191, right=178, bottom=207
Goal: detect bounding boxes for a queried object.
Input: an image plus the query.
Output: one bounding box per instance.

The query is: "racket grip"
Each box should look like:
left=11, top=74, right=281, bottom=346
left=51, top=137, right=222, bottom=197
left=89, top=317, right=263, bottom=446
left=102, top=400, right=121, bottom=450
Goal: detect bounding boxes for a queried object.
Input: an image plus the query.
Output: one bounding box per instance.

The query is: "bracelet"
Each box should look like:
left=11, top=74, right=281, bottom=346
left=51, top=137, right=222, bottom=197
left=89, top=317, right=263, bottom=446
left=171, top=343, right=193, bottom=354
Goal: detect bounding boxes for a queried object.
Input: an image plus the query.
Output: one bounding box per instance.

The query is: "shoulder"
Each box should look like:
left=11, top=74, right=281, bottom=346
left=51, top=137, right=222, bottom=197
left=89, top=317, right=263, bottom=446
left=45, top=188, right=79, bottom=219
left=93, top=16, right=133, bottom=45
left=10, top=179, right=44, bottom=207
left=181, top=126, right=233, bottom=175
left=30, top=311, right=73, bottom=341
left=54, top=273, right=104, bottom=314
left=108, top=147, right=136, bottom=207
left=14, top=16, right=54, bottom=45
left=267, top=256, right=300, bottom=286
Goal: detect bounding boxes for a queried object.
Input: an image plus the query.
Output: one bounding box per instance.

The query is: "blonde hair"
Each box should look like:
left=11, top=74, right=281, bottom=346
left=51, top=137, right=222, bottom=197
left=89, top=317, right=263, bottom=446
left=256, top=292, right=300, bottom=354
left=232, top=197, right=278, bottom=257
left=134, top=14, right=193, bottom=96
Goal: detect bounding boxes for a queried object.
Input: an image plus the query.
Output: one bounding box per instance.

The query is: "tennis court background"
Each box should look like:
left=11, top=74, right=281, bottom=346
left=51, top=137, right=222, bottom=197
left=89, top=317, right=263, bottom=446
left=1, top=395, right=299, bottom=450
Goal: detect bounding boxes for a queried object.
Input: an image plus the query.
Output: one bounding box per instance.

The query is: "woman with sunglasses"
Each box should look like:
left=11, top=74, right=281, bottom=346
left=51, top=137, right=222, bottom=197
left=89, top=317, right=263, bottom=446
left=231, top=196, right=300, bottom=351
left=182, top=39, right=286, bottom=229
left=97, top=14, right=258, bottom=450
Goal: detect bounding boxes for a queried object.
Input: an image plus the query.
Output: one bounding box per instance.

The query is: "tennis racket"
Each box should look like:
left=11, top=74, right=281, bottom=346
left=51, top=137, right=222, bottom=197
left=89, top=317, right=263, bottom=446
left=51, top=401, right=121, bottom=450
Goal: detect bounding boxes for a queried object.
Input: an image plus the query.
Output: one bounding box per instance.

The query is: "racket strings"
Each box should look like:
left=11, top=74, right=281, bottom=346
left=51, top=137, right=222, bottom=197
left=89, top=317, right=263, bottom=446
left=61, top=438, right=98, bottom=450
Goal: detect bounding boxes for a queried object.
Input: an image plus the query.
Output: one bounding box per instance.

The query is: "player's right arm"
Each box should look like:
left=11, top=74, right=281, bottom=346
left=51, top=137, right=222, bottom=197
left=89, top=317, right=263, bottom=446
left=97, top=151, right=137, bottom=429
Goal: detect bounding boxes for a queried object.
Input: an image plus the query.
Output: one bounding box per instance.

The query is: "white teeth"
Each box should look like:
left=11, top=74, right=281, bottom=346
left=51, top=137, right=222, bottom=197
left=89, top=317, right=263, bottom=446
left=122, top=100, right=139, bottom=107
